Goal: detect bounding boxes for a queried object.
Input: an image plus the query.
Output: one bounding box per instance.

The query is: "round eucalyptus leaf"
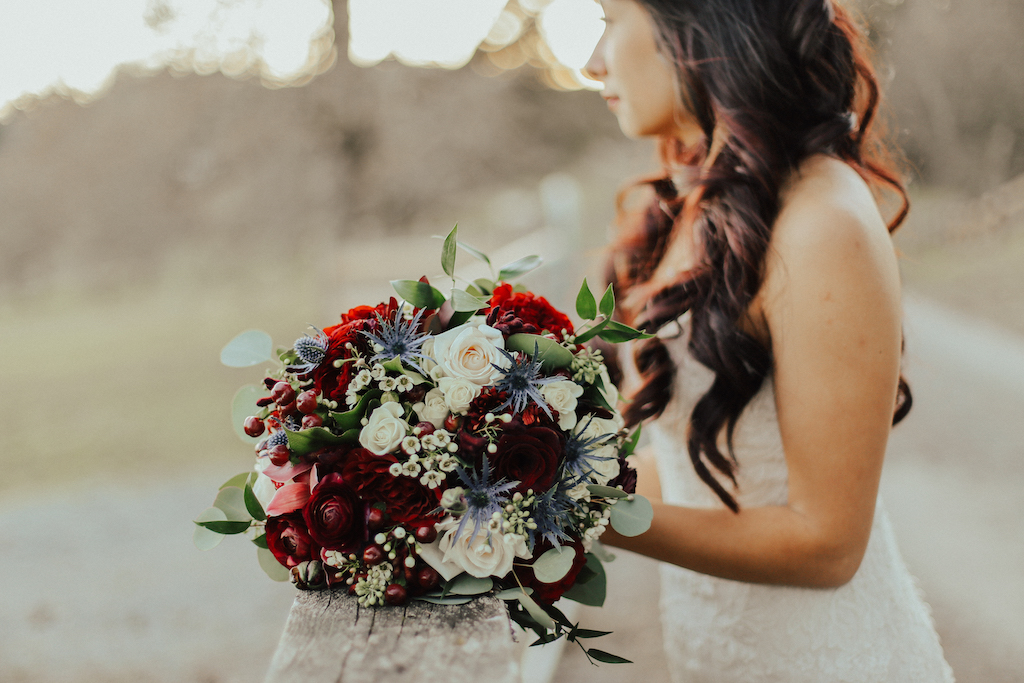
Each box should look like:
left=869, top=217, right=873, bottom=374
left=193, top=507, right=227, bottom=551
left=213, top=486, right=251, bottom=522
left=447, top=574, right=493, bottom=595
left=609, top=494, right=654, bottom=537
left=258, top=546, right=290, bottom=582
left=221, top=330, right=274, bottom=367
left=532, top=545, right=577, bottom=584
left=414, top=595, right=473, bottom=605
left=231, top=384, right=264, bottom=444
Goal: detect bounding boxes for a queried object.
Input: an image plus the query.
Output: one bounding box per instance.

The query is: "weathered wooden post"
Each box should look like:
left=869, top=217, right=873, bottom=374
left=264, top=590, right=520, bottom=683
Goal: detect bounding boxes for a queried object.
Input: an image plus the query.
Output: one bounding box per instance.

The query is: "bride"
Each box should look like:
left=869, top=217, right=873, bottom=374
left=585, top=1, right=955, bottom=681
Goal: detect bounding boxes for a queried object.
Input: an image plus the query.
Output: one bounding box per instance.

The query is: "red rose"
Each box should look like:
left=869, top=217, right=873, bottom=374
left=519, top=539, right=588, bottom=605
left=266, top=512, right=320, bottom=569
left=491, top=424, right=562, bottom=494
left=341, top=448, right=441, bottom=524
left=486, top=283, right=573, bottom=338
left=302, top=473, right=363, bottom=551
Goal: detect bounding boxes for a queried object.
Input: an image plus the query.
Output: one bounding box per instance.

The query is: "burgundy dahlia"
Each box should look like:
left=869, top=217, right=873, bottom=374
left=302, top=473, right=363, bottom=551
left=266, top=512, right=320, bottom=569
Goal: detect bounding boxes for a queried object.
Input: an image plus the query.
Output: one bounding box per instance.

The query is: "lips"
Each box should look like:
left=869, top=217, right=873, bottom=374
left=603, top=94, right=620, bottom=111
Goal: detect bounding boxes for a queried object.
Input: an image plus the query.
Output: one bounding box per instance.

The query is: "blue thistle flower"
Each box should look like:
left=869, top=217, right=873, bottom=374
left=561, top=415, right=617, bottom=485
left=288, top=327, right=329, bottom=374
left=528, top=484, right=578, bottom=550
left=490, top=343, right=559, bottom=418
left=452, top=457, right=519, bottom=545
left=361, top=307, right=433, bottom=374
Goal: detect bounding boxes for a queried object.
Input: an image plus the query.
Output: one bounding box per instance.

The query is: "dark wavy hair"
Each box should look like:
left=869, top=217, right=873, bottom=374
left=605, top=0, right=912, bottom=512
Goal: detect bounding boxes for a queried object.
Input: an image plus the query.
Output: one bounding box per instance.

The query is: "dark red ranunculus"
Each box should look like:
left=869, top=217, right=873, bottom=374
left=341, top=448, right=441, bottom=524
left=310, top=299, right=400, bottom=402
left=490, top=424, right=562, bottom=494
left=302, top=473, right=363, bottom=551
left=266, top=512, right=320, bottom=569
left=519, top=539, right=588, bottom=605
left=486, top=283, right=573, bottom=339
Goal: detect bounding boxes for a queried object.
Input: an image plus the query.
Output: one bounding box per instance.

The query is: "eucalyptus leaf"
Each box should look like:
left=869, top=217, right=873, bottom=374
left=576, top=278, right=597, bottom=320
left=447, top=574, right=493, bottom=595
left=517, top=591, right=556, bottom=630
left=220, top=330, right=274, bottom=367
left=449, top=288, right=490, bottom=313
left=532, top=545, right=577, bottom=584
left=244, top=482, right=266, bottom=521
left=194, top=519, right=252, bottom=535
left=447, top=309, right=475, bottom=328
left=193, top=507, right=227, bottom=551
left=252, top=534, right=269, bottom=549
left=589, top=540, right=617, bottom=563
left=441, top=225, right=458, bottom=277
left=493, top=587, right=534, bottom=600
left=505, top=334, right=574, bottom=371
left=497, top=254, right=543, bottom=281
left=390, top=279, right=447, bottom=310
left=599, top=283, right=616, bottom=318
left=220, top=472, right=250, bottom=490
left=586, top=484, right=629, bottom=500
left=473, top=278, right=495, bottom=295
left=414, top=595, right=474, bottom=605
left=231, top=384, right=265, bottom=444
left=214, top=486, right=251, bottom=521
left=609, top=494, right=654, bottom=537
left=258, top=546, right=290, bottom=582
left=561, top=553, right=607, bottom=607
left=458, top=241, right=493, bottom=270
left=586, top=649, right=632, bottom=664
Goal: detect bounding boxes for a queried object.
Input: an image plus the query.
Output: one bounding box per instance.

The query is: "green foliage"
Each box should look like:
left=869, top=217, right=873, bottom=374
left=286, top=426, right=355, bottom=458
left=220, top=472, right=250, bottom=490
left=585, top=649, right=633, bottom=664
left=621, top=424, right=643, bottom=457
left=609, top=494, right=654, bottom=537
left=446, top=574, right=493, bottom=595
left=231, top=384, right=265, bottom=444
left=257, top=546, right=290, bottom=582
left=414, top=594, right=473, bottom=605
left=193, top=507, right=227, bottom=550
left=390, top=279, right=446, bottom=309
left=532, top=545, right=577, bottom=583
left=441, top=225, right=458, bottom=278
left=220, top=330, right=274, bottom=367
left=194, top=519, right=252, bottom=535
left=498, top=254, right=543, bottom=281
left=599, top=283, right=615, bottom=318
left=449, top=289, right=490, bottom=312
left=576, top=278, right=597, bottom=320
left=327, top=389, right=382, bottom=433
left=457, top=241, right=492, bottom=271
left=516, top=591, right=556, bottom=630
left=214, top=486, right=251, bottom=521
left=561, top=553, right=607, bottom=607
left=586, top=484, right=629, bottom=500
left=244, top=479, right=266, bottom=521
left=505, top=333, right=574, bottom=370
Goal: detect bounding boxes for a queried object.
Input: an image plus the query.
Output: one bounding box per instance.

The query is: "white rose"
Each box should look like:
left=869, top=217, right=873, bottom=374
left=413, top=388, right=449, bottom=429
left=419, top=338, right=438, bottom=375
left=436, top=519, right=528, bottom=578
left=589, top=444, right=621, bottom=485
left=597, top=365, right=620, bottom=411
left=430, top=322, right=506, bottom=385
left=578, top=414, right=623, bottom=485
left=540, top=379, right=584, bottom=430
left=359, top=402, right=409, bottom=455
left=566, top=479, right=592, bottom=502
left=438, top=377, right=482, bottom=414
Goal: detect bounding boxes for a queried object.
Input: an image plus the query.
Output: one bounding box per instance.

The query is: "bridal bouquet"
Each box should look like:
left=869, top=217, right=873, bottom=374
left=194, top=228, right=653, bottom=662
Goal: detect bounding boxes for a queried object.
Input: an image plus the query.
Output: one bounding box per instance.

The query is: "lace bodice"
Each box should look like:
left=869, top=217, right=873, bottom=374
left=631, top=321, right=955, bottom=683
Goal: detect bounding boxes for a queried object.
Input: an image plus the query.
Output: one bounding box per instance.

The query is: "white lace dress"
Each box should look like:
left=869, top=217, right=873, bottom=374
left=641, top=323, right=955, bottom=683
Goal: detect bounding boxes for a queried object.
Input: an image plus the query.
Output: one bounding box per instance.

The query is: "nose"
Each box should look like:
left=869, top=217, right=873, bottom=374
left=583, top=35, right=606, bottom=82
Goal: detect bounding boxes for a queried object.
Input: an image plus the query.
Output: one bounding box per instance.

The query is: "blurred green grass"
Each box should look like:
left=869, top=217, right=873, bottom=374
left=0, top=260, right=322, bottom=499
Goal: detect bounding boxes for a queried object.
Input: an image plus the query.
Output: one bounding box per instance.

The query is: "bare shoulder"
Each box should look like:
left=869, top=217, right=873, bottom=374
left=755, top=155, right=902, bottom=331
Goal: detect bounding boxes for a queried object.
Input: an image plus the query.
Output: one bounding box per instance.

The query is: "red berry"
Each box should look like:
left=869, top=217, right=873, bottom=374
left=366, top=507, right=386, bottom=532
left=279, top=401, right=299, bottom=418
left=263, top=377, right=277, bottom=389
left=417, top=566, right=440, bottom=591
left=301, top=414, right=323, bottom=429
left=413, top=421, right=436, bottom=436
left=384, top=583, right=407, bottom=606
left=363, top=545, right=385, bottom=566
left=296, top=390, right=318, bottom=414
left=443, top=414, right=461, bottom=431
left=413, top=525, right=438, bottom=544
left=269, top=444, right=290, bottom=466
left=271, top=381, right=296, bottom=406
left=243, top=416, right=265, bottom=438
left=406, top=385, right=427, bottom=403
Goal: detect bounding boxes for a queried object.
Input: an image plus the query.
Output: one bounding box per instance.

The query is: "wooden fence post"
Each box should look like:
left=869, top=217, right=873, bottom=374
left=264, top=590, right=520, bottom=683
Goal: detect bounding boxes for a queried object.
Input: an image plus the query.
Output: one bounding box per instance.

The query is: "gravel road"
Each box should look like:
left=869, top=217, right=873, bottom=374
left=1, top=295, right=1021, bottom=683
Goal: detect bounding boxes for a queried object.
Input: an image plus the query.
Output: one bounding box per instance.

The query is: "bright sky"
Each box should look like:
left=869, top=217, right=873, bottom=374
left=0, top=0, right=604, bottom=117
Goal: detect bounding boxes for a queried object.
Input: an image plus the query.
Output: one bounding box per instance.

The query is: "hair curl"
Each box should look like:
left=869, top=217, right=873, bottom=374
left=605, top=0, right=912, bottom=512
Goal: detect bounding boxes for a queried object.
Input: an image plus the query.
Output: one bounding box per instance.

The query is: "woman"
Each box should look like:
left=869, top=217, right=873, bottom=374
left=584, top=1, right=955, bottom=681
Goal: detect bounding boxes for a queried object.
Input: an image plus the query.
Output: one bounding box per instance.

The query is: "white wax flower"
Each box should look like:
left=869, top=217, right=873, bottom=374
left=430, top=322, right=506, bottom=385
left=359, top=402, right=409, bottom=455
left=540, top=379, right=584, bottom=430
left=413, top=387, right=449, bottom=429
left=438, top=376, right=482, bottom=414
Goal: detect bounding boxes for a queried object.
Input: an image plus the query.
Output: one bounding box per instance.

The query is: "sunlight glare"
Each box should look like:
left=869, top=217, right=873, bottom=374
left=537, top=0, right=605, bottom=89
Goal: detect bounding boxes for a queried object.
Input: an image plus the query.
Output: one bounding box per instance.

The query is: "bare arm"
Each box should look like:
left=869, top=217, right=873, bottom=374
left=602, top=159, right=904, bottom=588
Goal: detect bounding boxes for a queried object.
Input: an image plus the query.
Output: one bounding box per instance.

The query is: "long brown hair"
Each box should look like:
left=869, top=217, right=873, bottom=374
left=606, top=0, right=912, bottom=512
